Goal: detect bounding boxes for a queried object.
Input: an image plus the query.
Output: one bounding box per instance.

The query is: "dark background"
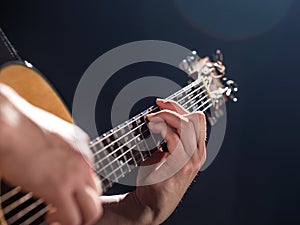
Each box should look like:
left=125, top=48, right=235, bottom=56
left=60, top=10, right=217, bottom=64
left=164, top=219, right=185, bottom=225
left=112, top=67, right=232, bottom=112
left=1, top=0, right=299, bottom=224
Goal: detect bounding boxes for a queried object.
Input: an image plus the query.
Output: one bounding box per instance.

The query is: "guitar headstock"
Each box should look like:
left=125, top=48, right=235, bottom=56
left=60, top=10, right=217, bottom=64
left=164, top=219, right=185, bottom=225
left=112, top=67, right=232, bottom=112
left=179, top=50, right=238, bottom=125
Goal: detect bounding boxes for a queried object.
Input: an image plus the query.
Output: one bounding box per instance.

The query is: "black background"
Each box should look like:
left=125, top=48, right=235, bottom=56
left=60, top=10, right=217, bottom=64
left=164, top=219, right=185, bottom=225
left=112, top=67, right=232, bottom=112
left=1, top=1, right=300, bottom=224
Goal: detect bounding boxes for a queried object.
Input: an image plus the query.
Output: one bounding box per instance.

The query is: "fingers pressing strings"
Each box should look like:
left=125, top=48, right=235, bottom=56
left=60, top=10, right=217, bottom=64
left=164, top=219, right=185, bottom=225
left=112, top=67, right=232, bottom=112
left=147, top=110, right=197, bottom=158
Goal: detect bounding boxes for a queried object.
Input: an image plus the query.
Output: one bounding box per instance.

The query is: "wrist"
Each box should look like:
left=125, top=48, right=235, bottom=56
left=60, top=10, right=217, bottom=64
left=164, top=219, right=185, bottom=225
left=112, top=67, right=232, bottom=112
left=98, top=192, right=155, bottom=225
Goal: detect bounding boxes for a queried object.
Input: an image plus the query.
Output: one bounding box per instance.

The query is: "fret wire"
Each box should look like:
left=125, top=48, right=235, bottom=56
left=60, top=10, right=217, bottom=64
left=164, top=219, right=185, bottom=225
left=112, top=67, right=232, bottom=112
left=93, top=119, right=149, bottom=159
left=141, top=128, right=153, bottom=158
left=108, top=163, right=118, bottom=181
left=6, top=198, right=45, bottom=225
left=149, top=130, right=160, bottom=154
left=120, top=146, right=133, bottom=172
left=132, top=132, right=145, bottom=162
left=95, top=131, right=146, bottom=173
left=97, top=124, right=164, bottom=178
left=91, top=105, right=159, bottom=148
left=98, top=154, right=133, bottom=183
left=3, top=192, right=33, bottom=215
left=1, top=186, right=22, bottom=203
left=90, top=79, right=203, bottom=148
left=127, top=126, right=145, bottom=163
left=92, top=82, right=206, bottom=159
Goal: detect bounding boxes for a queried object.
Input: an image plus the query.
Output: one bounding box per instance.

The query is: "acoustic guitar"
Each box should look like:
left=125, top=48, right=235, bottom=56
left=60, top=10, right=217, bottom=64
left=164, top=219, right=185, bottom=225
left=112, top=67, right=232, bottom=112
left=0, top=50, right=238, bottom=225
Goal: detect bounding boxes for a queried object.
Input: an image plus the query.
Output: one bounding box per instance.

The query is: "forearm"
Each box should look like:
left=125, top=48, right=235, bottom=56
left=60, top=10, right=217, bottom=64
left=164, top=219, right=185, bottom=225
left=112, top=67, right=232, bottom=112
left=0, top=88, right=14, bottom=159
left=0, top=85, right=25, bottom=171
left=96, top=192, right=156, bottom=225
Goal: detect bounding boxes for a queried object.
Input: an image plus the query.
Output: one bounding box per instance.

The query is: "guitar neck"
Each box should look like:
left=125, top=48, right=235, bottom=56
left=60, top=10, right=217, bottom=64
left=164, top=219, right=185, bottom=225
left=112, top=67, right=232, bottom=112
left=89, top=78, right=213, bottom=192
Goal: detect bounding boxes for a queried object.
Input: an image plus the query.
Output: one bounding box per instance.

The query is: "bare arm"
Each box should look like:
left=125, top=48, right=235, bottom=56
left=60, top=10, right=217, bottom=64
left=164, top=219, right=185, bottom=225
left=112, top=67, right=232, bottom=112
left=0, top=83, right=102, bottom=225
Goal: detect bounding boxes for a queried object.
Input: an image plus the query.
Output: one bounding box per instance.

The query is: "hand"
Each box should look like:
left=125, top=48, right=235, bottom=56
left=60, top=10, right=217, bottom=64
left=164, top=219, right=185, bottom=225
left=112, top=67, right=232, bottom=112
left=0, top=84, right=102, bottom=225
left=133, top=98, right=207, bottom=224
left=97, top=98, right=206, bottom=225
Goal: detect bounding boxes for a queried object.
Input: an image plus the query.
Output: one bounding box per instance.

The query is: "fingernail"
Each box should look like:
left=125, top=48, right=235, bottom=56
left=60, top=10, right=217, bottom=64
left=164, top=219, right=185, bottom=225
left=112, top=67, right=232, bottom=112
left=147, top=113, right=155, bottom=120
left=156, top=98, right=166, bottom=104
left=181, top=115, right=189, bottom=123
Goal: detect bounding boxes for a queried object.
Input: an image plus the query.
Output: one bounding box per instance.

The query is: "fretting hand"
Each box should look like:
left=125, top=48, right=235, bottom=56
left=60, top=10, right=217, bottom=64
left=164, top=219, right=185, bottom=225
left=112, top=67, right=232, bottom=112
left=98, top=99, right=206, bottom=225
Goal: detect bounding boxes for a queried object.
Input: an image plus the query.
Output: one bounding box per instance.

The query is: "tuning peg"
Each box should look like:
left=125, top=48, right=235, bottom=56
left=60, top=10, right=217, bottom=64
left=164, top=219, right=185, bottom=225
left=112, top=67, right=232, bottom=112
left=226, top=80, right=238, bottom=93
left=179, top=59, right=190, bottom=72
left=180, top=51, right=201, bottom=74
left=213, top=49, right=224, bottom=62
left=222, top=78, right=238, bottom=103
left=229, top=94, right=238, bottom=103
left=187, top=50, right=200, bottom=63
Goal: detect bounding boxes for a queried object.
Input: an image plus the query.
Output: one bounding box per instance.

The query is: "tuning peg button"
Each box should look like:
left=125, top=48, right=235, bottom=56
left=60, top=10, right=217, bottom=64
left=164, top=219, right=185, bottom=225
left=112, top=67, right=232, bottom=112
left=226, top=80, right=238, bottom=93
left=213, top=49, right=224, bottom=62
left=230, top=95, right=238, bottom=102
left=179, top=59, right=190, bottom=72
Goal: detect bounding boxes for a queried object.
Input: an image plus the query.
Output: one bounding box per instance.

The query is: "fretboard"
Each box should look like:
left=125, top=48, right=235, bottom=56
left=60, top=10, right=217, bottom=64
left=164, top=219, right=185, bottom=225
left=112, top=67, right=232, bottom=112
left=89, top=78, right=212, bottom=192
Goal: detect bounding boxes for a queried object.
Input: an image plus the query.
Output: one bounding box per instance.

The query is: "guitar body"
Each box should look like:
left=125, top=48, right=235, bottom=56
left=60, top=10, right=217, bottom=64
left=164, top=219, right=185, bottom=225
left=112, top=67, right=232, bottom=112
left=0, top=63, right=71, bottom=225
left=0, top=62, right=72, bottom=122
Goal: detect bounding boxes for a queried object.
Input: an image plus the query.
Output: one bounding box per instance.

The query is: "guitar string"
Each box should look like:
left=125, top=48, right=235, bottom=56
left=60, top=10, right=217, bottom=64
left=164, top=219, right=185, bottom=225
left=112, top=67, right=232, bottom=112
left=196, top=101, right=212, bottom=113
left=187, top=97, right=211, bottom=112
left=6, top=198, right=45, bottom=224
left=1, top=186, right=21, bottom=203
left=91, top=83, right=207, bottom=159
left=0, top=179, right=7, bottom=225
left=93, top=91, right=210, bottom=170
left=95, top=96, right=212, bottom=180
left=95, top=127, right=152, bottom=175
left=89, top=79, right=203, bottom=148
left=92, top=115, right=156, bottom=160
left=19, top=205, right=50, bottom=225
left=2, top=192, right=33, bottom=215
left=0, top=79, right=212, bottom=221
